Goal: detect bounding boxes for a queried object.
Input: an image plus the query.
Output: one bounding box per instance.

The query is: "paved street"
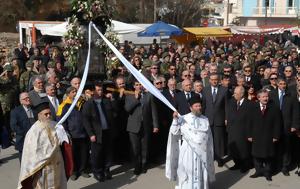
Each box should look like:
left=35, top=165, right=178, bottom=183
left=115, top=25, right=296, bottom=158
left=1, top=147, right=300, bottom=189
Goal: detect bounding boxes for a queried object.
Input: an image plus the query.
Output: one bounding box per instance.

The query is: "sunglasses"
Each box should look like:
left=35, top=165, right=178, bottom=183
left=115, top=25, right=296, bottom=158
left=244, top=70, right=251, bottom=72
left=270, top=77, right=277, bottom=80
left=155, top=82, right=162, bottom=85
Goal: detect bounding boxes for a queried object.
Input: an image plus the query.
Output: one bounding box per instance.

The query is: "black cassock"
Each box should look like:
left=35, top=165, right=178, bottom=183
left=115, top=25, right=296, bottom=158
left=226, top=99, right=252, bottom=160
left=248, top=102, right=281, bottom=158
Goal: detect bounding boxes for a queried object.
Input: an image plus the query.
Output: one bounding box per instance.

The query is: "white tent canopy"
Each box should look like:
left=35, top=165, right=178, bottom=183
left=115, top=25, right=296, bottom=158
left=36, top=20, right=144, bottom=36
left=19, top=20, right=163, bottom=44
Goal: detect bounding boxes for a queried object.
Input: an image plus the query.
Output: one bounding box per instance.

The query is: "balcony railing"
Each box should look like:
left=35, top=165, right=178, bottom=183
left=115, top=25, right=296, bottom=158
left=252, top=6, right=299, bottom=17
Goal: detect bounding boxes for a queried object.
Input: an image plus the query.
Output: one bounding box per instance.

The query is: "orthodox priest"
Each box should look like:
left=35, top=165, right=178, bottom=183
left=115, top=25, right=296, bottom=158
left=166, top=97, right=215, bottom=189
left=17, top=101, right=67, bottom=189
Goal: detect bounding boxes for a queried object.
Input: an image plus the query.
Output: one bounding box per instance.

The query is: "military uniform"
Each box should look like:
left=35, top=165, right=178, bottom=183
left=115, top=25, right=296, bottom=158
left=0, top=64, right=19, bottom=139
left=19, top=61, right=37, bottom=92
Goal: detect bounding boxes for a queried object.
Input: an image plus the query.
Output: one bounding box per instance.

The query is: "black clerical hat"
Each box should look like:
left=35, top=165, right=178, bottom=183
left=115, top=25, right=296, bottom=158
left=35, top=101, right=50, bottom=114
left=188, top=96, right=202, bottom=106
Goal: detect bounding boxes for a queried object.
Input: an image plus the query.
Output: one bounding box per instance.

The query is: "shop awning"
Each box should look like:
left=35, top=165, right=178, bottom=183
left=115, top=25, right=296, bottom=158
left=171, top=27, right=232, bottom=44
left=230, top=25, right=297, bottom=35
left=183, top=27, right=233, bottom=38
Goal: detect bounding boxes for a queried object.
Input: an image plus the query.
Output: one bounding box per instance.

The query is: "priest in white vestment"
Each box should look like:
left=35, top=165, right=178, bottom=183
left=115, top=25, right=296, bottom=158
left=17, top=101, right=67, bottom=189
left=166, top=97, right=215, bottom=189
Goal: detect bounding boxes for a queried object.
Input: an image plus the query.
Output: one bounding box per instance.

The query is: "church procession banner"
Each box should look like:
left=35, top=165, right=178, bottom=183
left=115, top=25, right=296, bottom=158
left=57, top=21, right=178, bottom=133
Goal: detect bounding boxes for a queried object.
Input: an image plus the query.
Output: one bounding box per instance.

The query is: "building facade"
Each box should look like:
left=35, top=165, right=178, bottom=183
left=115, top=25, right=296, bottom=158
left=222, top=0, right=300, bottom=26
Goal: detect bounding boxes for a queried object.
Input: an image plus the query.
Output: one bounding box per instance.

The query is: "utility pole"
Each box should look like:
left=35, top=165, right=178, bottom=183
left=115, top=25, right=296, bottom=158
left=154, top=0, right=157, bottom=22
left=226, top=0, right=230, bottom=25
left=264, top=0, right=268, bottom=25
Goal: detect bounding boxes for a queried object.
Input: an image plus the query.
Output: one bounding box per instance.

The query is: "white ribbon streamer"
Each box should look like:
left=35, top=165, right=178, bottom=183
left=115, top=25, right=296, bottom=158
left=56, top=22, right=92, bottom=142
left=92, top=23, right=177, bottom=113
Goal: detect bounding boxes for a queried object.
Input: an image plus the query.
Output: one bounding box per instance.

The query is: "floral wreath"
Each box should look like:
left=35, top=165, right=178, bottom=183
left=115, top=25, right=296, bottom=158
left=63, top=0, right=119, bottom=66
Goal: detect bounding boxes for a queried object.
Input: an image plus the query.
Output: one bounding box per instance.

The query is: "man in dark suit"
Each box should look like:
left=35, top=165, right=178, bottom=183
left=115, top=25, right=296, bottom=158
left=111, top=76, right=130, bottom=162
left=10, top=92, right=35, bottom=162
left=45, top=83, right=60, bottom=121
left=124, top=80, right=159, bottom=175
left=82, top=82, right=115, bottom=182
left=28, top=75, right=47, bottom=108
left=227, top=86, right=252, bottom=173
left=175, top=79, right=199, bottom=115
left=269, top=78, right=299, bottom=176
left=243, top=65, right=262, bottom=91
left=202, top=73, right=229, bottom=167
left=162, top=78, right=180, bottom=124
left=248, top=89, right=281, bottom=181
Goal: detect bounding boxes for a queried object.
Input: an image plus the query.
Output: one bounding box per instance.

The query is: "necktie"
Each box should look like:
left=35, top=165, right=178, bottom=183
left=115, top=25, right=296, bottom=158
left=96, top=100, right=108, bottom=130
left=261, top=105, right=266, bottom=115
left=170, top=91, right=174, bottom=98
left=212, top=88, right=217, bottom=103
left=279, top=90, right=284, bottom=110
left=52, top=97, right=58, bottom=112
left=186, top=93, right=190, bottom=100
left=237, top=101, right=240, bottom=111
left=27, top=108, right=34, bottom=118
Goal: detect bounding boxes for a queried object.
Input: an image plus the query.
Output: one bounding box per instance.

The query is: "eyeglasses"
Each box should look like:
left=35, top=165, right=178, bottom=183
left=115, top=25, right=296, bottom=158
left=155, top=82, right=162, bottom=85
left=269, top=77, right=277, bottom=80
left=244, top=69, right=251, bottom=72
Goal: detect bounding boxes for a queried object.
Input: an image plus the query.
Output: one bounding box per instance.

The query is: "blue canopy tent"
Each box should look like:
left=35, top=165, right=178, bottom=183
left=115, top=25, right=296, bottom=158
left=137, top=21, right=182, bottom=37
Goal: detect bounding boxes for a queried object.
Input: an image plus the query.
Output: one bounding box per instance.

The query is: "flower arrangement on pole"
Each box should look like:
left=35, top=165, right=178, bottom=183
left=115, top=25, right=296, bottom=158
left=63, top=0, right=118, bottom=67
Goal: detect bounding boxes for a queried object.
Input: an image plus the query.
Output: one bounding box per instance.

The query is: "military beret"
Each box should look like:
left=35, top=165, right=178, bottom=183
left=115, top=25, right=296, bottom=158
left=232, top=51, right=240, bottom=57
left=180, top=53, right=188, bottom=59
left=47, top=61, right=56, bottom=68
left=3, top=63, right=13, bottom=72
left=25, top=60, right=33, bottom=68
left=247, top=49, right=256, bottom=55
left=275, top=54, right=282, bottom=59
left=216, top=49, right=225, bottom=55
left=142, top=59, right=153, bottom=68
left=162, top=52, right=170, bottom=59
left=261, top=47, right=270, bottom=53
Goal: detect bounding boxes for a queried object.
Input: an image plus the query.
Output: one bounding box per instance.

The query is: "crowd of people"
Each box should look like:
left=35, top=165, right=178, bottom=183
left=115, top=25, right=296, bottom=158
left=1, top=36, right=300, bottom=185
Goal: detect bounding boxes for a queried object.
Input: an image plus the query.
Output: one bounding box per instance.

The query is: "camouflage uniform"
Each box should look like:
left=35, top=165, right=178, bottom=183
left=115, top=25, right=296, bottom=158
left=0, top=64, right=19, bottom=138
left=19, top=61, right=37, bottom=92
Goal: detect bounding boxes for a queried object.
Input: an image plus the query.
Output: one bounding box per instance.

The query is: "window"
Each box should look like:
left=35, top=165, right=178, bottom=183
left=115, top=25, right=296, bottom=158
left=288, top=0, right=294, bottom=7
left=265, top=0, right=270, bottom=7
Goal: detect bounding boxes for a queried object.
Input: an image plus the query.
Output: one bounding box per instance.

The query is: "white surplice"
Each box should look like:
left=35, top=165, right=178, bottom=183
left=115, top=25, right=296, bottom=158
left=17, top=120, right=67, bottom=189
left=166, top=113, right=215, bottom=189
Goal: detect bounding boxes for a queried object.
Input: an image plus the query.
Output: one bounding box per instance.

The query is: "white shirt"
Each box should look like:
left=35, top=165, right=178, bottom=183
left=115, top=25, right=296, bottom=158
left=245, top=76, right=251, bottom=82
left=278, top=89, right=285, bottom=99
left=184, top=91, right=191, bottom=99
left=211, top=86, right=218, bottom=95
left=48, top=95, right=59, bottom=112
left=23, top=105, right=34, bottom=118
left=238, top=98, right=244, bottom=106
left=260, top=102, right=266, bottom=111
